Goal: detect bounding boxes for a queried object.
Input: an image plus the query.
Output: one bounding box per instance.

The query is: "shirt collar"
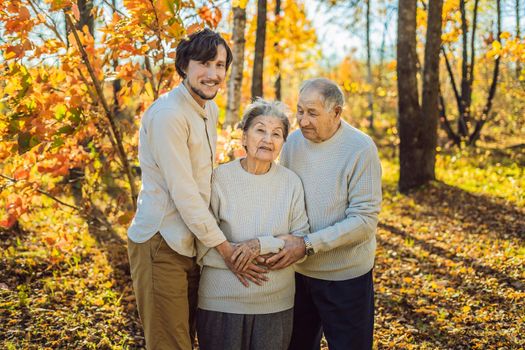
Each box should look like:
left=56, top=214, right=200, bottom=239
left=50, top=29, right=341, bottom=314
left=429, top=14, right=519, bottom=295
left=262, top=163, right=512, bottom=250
left=179, top=83, right=208, bottom=119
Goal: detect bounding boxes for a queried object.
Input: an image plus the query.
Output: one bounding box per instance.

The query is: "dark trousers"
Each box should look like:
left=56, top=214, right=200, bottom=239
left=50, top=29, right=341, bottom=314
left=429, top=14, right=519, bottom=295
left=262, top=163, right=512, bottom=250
left=197, top=308, right=294, bottom=350
left=288, top=270, right=374, bottom=350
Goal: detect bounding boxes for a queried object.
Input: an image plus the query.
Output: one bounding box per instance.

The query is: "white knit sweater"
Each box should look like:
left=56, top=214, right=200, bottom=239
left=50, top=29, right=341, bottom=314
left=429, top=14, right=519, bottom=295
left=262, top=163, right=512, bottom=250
left=197, top=159, right=310, bottom=314
left=280, top=120, right=382, bottom=281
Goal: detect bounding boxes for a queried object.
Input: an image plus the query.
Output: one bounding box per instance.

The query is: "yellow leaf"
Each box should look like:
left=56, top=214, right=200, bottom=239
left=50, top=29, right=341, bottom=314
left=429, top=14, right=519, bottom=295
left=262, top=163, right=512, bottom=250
left=232, top=0, right=249, bottom=9
left=144, top=81, right=154, bottom=98
left=500, top=32, right=511, bottom=40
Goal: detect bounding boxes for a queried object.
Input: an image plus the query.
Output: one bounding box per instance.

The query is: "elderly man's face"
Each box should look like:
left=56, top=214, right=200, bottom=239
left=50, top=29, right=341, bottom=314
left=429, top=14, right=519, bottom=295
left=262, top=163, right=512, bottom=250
left=296, top=88, right=341, bottom=143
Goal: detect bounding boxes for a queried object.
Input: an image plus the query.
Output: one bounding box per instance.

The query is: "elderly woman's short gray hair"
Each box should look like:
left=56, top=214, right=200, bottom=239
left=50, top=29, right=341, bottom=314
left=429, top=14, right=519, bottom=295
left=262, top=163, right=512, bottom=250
left=299, top=78, right=345, bottom=112
left=238, top=98, right=290, bottom=140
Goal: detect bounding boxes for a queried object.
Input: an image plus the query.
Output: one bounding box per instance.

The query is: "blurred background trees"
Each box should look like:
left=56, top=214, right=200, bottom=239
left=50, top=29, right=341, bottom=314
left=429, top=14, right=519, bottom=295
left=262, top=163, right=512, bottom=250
left=1, top=0, right=523, bottom=223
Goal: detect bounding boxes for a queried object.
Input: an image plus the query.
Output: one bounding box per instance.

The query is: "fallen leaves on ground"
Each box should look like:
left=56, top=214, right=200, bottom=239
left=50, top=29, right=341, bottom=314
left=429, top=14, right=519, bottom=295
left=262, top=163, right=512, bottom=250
left=1, top=149, right=523, bottom=349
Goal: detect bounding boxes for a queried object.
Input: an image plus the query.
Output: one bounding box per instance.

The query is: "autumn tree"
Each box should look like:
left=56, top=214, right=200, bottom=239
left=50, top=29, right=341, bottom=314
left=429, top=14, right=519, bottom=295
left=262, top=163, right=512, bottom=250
left=319, top=0, right=376, bottom=129
left=0, top=0, right=222, bottom=228
left=252, top=0, right=267, bottom=99
left=397, top=0, right=444, bottom=192
left=516, top=0, right=522, bottom=78
left=273, top=0, right=282, bottom=100
left=439, top=0, right=502, bottom=146
left=225, top=0, right=248, bottom=127
left=234, top=0, right=317, bottom=107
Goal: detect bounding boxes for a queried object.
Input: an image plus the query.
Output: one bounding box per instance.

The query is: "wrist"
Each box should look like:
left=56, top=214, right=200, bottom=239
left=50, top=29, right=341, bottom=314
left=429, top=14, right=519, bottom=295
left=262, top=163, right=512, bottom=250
left=303, top=235, right=315, bottom=256
left=215, top=240, right=233, bottom=258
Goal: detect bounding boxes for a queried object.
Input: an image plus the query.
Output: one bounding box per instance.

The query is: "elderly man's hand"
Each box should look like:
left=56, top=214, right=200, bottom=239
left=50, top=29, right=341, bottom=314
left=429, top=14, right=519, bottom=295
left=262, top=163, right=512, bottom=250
left=266, top=235, right=306, bottom=270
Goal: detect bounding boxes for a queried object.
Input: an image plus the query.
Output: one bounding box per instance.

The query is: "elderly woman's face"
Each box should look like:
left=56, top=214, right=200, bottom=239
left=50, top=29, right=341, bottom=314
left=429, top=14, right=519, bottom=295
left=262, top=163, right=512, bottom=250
left=242, top=115, right=285, bottom=163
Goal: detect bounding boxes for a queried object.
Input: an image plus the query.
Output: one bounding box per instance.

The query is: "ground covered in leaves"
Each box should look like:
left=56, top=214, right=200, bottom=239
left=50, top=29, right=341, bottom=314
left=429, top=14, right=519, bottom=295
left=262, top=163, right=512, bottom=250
left=1, top=147, right=524, bottom=349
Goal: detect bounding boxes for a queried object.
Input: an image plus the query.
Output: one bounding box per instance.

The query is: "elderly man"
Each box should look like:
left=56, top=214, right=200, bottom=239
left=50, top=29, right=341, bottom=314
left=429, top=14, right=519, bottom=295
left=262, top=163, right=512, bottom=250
left=267, top=78, right=382, bottom=349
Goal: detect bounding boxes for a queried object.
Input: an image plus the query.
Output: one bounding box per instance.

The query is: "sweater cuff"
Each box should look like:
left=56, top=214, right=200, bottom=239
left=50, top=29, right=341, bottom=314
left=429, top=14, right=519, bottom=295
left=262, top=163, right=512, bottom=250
left=308, top=232, right=324, bottom=254
left=258, top=236, right=285, bottom=255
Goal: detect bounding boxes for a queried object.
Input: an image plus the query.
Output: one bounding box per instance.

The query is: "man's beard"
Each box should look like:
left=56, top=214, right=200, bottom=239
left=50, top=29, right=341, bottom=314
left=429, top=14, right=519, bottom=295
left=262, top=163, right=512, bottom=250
left=190, top=84, right=218, bottom=101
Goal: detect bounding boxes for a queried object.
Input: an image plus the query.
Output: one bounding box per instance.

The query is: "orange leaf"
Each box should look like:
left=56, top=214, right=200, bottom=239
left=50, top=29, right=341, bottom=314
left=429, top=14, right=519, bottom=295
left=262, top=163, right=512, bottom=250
left=13, top=167, right=30, bottom=180
left=19, top=6, right=31, bottom=21
left=186, top=23, right=203, bottom=35
left=72, top=3, right=80, bottom=21
left=0, top=215, right=18, bottom=229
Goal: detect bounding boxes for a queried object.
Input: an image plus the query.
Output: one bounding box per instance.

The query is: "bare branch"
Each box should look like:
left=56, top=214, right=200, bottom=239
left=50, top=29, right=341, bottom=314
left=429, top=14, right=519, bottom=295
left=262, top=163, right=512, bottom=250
left=27, top=0, right=66, bottom=44
left=470, top=0, right=502, bottom=145
left=469, top=0, right=480, bottom=90
left=441, top=46, right=462, bottom=114
left=0, top=174, right=80, bottom=211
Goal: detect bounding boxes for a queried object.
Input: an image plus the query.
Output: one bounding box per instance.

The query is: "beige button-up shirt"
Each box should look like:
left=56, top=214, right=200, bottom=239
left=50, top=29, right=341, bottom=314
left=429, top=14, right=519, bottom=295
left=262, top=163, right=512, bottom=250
left=128, top=84, right=226, bottom=257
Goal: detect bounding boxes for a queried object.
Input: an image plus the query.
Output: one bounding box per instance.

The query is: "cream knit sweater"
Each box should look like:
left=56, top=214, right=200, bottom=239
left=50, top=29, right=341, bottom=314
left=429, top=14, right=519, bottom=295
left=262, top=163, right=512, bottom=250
left=197, top=159, right=309, bottom=314
left=280, top=120, right=382, bottom=281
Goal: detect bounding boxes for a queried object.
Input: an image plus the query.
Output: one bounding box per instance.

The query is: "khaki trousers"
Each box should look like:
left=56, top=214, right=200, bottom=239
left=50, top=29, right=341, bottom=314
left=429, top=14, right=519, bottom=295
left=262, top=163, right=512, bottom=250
left=128, top=233, right=200, bottom=350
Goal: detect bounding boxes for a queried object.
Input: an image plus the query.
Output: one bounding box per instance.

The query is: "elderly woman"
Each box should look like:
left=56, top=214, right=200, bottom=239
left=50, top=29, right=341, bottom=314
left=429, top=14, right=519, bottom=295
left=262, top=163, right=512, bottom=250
left=196, top=99, right=309, bottom=350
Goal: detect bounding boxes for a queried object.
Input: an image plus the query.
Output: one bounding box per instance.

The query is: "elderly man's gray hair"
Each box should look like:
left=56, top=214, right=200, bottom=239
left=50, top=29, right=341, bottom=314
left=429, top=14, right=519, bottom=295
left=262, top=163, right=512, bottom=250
left=300, top=78, right=345, bottom=112
left=239, top=98, right=291, bottom=140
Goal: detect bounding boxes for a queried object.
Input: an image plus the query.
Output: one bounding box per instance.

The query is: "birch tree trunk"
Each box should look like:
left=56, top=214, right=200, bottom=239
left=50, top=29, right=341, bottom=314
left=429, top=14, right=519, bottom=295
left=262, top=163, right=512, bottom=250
left=365, top=0, right=375, bottom=131
left=252, top=0, right=267, bottom=99
left=225, top=6, right=247, bottom=127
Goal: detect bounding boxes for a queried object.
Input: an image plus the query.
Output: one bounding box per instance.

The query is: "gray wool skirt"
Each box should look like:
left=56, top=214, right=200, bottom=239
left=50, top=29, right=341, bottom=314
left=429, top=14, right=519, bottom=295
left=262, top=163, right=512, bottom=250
left=196, top=308, right=294, bottom=350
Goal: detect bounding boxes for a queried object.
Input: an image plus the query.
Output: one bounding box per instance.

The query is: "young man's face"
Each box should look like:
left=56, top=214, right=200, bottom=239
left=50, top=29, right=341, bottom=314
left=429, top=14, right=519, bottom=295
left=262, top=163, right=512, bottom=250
left=184, top=44, right=227, bottom=107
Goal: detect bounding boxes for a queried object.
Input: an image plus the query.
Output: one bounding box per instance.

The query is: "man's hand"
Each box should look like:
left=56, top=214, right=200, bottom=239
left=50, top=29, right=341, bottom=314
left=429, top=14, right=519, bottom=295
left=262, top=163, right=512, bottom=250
left=215, top=240, right=268, bottom=287
left=231, top=239, right=260, bottom=271
left=266, top=235, right=306, bottom=270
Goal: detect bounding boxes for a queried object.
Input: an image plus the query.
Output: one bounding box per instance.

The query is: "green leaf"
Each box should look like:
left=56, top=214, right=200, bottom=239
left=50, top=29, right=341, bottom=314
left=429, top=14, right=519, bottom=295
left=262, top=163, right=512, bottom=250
left=51, top=137, right=65, bottom=149
left=17, top=132, right=31, bottom=154
left=17, top=132, right=40, bottom=154
left=58, top=125, right=74, bottom=134
left=55, top=104, right=67, bottom=121
left=69, top=108, right=82, bottom=123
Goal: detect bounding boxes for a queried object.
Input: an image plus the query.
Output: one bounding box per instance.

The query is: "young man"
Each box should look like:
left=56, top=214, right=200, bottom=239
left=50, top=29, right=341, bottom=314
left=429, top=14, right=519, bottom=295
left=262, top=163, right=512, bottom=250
left=268, top=78, right=382, bottom=349
left=127, top=29, right=255, bottom=350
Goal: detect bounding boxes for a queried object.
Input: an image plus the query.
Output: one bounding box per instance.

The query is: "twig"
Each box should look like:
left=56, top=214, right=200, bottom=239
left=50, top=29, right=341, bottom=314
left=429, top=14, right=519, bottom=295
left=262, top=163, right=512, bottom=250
left=0, top=174, right=115, bottom=231
left=27, top=0, right=66, bottom=44
left=0, top=174, right=80, bottom=211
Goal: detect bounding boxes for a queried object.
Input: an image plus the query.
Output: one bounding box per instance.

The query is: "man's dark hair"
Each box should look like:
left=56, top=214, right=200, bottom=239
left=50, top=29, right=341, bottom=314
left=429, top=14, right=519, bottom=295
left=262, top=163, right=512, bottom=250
left=175, top=28, right=233, bottom=79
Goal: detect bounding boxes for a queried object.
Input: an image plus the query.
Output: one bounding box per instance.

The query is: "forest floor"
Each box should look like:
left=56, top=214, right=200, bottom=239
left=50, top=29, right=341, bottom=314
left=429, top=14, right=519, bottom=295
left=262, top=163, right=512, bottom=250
left=1, top=145, right=524, bottom=349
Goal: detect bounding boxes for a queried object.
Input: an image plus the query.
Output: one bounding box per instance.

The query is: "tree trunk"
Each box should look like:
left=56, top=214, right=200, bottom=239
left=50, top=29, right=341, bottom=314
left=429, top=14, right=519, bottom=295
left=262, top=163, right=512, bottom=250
left=252, top=0, right=267, bottom=99
left=517, top=0, right=522, bottom=79
left=366, top=0, right=375, bottom=131
left=397, top=0, right=443, bottom=192
left=77, top=0, right=94, bottom=35
left=112, top=0, right=121, bottom=116
left=378, top=6, right=390, bottom=114
left=469, top=0, right=502, bottom=145
left=274, top=0, right=282, bottom=100
left=397, top=0, right=422, bottom=192
left=420, top=0, right=444, bottom=179
left=225, top=6, right=247, bottom=128
left=458, top=0, right=470, bottom=136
